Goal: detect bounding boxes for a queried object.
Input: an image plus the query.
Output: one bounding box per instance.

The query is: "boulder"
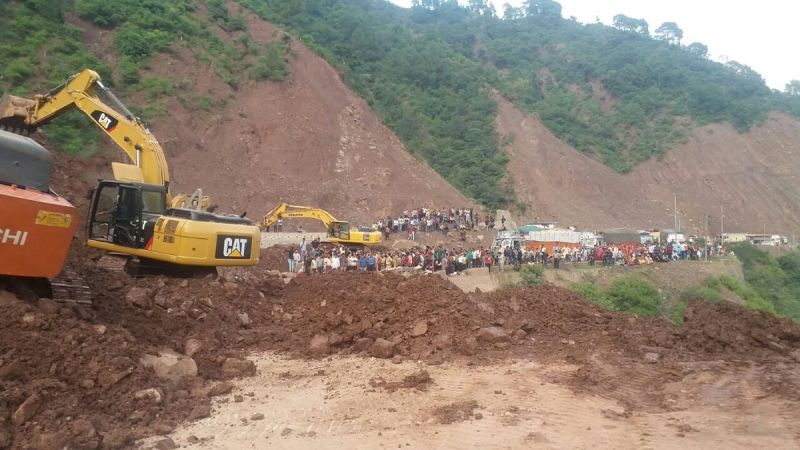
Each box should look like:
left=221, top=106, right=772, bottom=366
left=221, top=358, right=256, bottom=378
left=189, top=404, right=212, bottom=421
left=140, top=351, right=198, bottom=382
left=12, top=393, right=41, bottom=426
left=432, top=334, right=452, bottom=350
left=370, top=339, right=395, bottom=359
left=460, top=337, right=479, bottom=356
left=354, top=338, right=373, bottom=352
left=70, top=418, right=99, bottom=450
left=125, top=287, right=152, bottom=309
left=207, top=381, right=234, bottom=397
left=250, top=413, right=265, bottom=421
left=643, top=352, right=660, bottom=364
left=184, top=338, right=203, bottom=357
left=134, top=388, right=163, bottom=404
left=154, top=438, right=178, bottom=450
left=476, top=327, right=510, bottom=344
left=411, top=321, right=428, bottom=337
left=100, top=430, right=131, bottom=450
left=309, top=335, right=330, bottom=357
left=31, top=431, right=68, bottom=450
left=237, top=312, right=252, bottom=327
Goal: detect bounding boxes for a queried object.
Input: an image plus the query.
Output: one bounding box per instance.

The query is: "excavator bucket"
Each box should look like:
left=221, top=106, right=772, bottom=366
left=0, top=95, right=35, bottom=133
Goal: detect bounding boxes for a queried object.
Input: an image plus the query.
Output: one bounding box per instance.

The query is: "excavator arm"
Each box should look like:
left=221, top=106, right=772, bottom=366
left=0, top=69, right=170, bottom=193
left=260, top=202, right=339, bottom=230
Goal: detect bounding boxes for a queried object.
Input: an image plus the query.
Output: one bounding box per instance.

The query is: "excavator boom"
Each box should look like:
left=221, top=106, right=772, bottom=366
left=1, top=69, right=260, bottom=269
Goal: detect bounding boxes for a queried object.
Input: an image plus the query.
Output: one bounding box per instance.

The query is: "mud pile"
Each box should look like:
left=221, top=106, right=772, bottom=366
left=2, top=266, right=800, bottom=448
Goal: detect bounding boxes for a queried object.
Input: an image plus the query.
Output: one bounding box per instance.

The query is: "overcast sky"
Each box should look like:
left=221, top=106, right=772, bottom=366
left=388, top=0, right=799, bottom=91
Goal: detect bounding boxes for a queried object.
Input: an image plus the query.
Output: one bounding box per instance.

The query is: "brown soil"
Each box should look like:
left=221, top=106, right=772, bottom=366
left=498, top=96, right=800, bottom=235
left=134, top=8, right=476, bottom=224
left=432, top=400, right=481, bottom=424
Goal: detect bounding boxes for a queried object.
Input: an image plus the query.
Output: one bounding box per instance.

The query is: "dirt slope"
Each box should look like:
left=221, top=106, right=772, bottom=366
left=123, top=10, right=474, bottom=225
left=499, top=97, right=800, bottom=234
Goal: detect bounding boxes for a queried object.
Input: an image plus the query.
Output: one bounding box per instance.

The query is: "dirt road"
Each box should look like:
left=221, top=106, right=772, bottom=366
left=145, top=354, right=800, bottom=449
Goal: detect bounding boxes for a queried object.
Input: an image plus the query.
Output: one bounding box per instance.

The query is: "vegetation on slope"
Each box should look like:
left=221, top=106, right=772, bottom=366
left=731, top=243, right=800, bottom=322
left=2, top=0, right=799, bottom=207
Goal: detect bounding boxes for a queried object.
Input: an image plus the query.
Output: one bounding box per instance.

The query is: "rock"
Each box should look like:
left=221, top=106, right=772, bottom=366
left=101, top=430, right=131, bottom=450
left=370, top=338, right=395, bottom=359
left=513, top=329, right=528, bottom=341
left=476, top=327, right=510, bottom=344
left=460, top=337, right=479, bottom=356
left=140, top=351, right=198, bottom=382
left=12, top=393, right=41, bottom=426
left=187, top=436, right=200, bottom=444
left=184, top=338, right=203, bottom=357
left=125, top=287, right=152, bottom=309
left=0, top=428, right=8, bottom=449
left=80, top=379, right=95, bottom=389
left=250, top=413, right=265, bottom=421
left=92, top=325, right=107, bottom=335
left=37, top=298, right=60, bottom=314
left=71, top=418, right=99, bottom=449
left=134, top=388, right=163, bottom=404
left=221, top=358, right=256, bottom=378
left=152, top=421, right=176, bottom=436
left=189, top=404, right=212, bottom=420
left=309, top=335, right=330, bottom=357
left=154, top=294, right=169, bottom=309
left=391, top=355, right=403, bottom=364
left=411, top=321, right=428, bottom=337
left=354, top=338, right=373, bottom=351
left=237, top=312, right=252, bottom=327
left=207, top=381, right=234, bottom=397
left=0, top=361, right=24, bottom=381
left=509, top=298, right=520, bottom=313
left=643, top=352, right=660, bottom=364
left=223, top=282, right=238, bottom=291
left=180, top=279, right=189, bottom=288
left=328, top=332, right=344, bottom=346
left=234, top=394, right=244, bottom=403
left=154, top=437, right=178, bottom=450
left=432, top=334, right=452, bottom=350
left=31, top=431, right=68, bottom=450
left=21, top=313, right=36, bottom=324
left=198, top=297, right=213, bottom=309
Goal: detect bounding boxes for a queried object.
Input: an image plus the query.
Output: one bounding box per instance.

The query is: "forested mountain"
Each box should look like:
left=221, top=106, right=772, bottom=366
left=2, top=0, right=799, bottom=208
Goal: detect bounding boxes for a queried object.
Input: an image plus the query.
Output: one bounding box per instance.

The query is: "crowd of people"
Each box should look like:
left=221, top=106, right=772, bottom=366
left=283, top=236, right=718, bottom=276
left=376, top=207, right=510, bottom=241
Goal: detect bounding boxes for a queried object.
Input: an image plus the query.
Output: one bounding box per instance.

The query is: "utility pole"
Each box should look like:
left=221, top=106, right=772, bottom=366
left=674, top=194, right=678, bottom=230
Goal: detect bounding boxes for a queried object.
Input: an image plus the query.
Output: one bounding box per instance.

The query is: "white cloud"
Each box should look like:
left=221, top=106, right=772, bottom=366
left=388, top=0, right=799, bottom=90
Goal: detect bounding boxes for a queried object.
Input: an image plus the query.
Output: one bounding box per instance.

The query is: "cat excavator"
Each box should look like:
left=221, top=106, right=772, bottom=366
left=261, top=202, right=382, bottom=245
left=0, top=69, right=260, bottom=271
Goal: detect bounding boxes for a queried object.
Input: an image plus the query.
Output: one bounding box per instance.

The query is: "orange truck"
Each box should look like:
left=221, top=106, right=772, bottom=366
left=0, top=129, right=77, bottom=278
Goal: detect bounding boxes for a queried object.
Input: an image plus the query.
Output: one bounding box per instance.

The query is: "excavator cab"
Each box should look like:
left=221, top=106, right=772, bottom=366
left=88, top=180, right=166, bottom=249
left=329, top=221, right=351, bottom=240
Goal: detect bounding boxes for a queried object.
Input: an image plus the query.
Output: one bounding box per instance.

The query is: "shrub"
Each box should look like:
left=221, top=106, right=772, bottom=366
left=605, top=277, right=662, bottom=316
left=251, top=41, right=289, bottom=81
left=680, top=286, right=722, bottom=303
left=519, top=264, right=543, bottom=286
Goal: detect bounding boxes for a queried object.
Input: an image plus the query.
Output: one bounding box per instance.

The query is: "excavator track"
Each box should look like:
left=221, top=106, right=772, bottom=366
left=49, top=267, right=92, bottom=305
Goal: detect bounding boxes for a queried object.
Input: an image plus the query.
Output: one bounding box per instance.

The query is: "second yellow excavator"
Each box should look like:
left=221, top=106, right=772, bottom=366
left=0, top=69, right=259, bottom=268
left=261, top=202, right=382, bottom=245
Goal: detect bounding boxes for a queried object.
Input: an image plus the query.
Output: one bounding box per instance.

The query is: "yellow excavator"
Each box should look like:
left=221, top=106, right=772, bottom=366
left=261, top=202, right=382, bottom=245
left=0, top=69, right=260, bottom=268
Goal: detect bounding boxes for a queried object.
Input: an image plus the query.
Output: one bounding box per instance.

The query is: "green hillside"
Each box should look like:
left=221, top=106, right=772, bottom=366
left=2, top=0, right=799, bottom=208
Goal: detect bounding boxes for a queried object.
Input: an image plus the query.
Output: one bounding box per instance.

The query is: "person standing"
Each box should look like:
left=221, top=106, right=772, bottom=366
left=540, top=246, right=548, bottom=270
left=552, top=245, right=560, bottom=269
left=293, top=247, right=302, bottom=272
left=300, top=237, right=307, bottom=262
left=498, top=249, right=505, bottom=272
left=485, top=253, right=493, bottom=273
left=287, top=247, right=296, bottom=273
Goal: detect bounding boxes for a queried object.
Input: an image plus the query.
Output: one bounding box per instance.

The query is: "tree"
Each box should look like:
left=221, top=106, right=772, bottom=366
left=686, top=42, right=708, bottom=58
left=786, top=80, right=800, bottom=96
left=523, top=0, right=562, bottom=19
left=467, top=0, right=495, bottom=16
left=502, top=3, right=523, bottom=20
left=655, top=22, right=683, bottom=45
left=612, top=14, right=649, bottom=36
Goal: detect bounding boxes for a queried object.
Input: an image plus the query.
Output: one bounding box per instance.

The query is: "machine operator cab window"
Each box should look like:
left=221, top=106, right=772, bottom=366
left=329, top=221, right=350, bottom=240
left=89, top=180, right=166, bottom=248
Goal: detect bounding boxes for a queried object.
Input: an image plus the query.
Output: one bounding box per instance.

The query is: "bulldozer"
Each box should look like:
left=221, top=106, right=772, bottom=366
left=0, top=69, right=260, bottom=272
left=261, top=202, right=382, bottom=246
